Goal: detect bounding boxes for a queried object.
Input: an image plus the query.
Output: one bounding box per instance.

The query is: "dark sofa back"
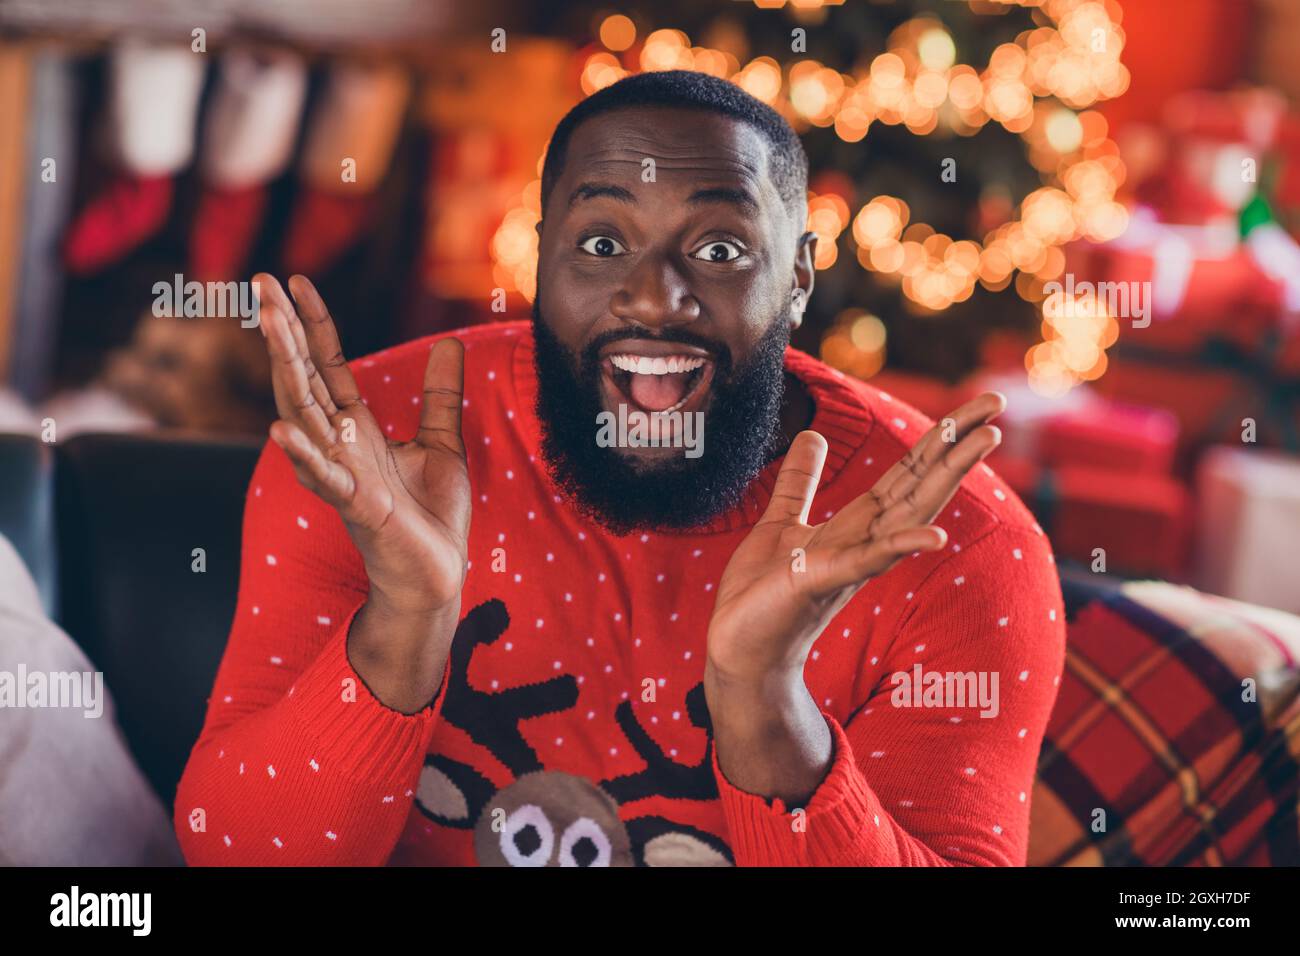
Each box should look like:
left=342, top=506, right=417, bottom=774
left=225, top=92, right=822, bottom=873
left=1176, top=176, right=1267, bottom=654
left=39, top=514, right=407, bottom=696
left=50, top=432, right=262, bottom=806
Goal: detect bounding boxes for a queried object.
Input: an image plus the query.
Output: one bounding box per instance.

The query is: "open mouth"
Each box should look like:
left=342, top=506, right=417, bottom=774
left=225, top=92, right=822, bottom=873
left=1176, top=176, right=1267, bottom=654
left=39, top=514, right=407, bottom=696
left=599, top=342, right=716, bottom=417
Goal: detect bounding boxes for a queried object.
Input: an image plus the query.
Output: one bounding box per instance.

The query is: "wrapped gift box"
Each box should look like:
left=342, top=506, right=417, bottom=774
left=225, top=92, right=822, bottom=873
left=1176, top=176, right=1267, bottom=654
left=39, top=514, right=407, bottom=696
left=1154, top=89, right=1288, bottom=227
left=995, top=456, right=1192, bottom=578
left=1038, top=401, right=1180, bottom=475
left=1090, top=358, right=1254, bottom=455
left=1195, top=446, right=1300, bottom=613
left=1069, top=222, right=1287, bottom=357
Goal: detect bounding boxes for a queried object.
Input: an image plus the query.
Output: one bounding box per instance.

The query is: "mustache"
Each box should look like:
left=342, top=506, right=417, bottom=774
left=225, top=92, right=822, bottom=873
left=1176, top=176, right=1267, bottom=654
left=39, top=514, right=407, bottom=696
left=579, top=326, right=732, bottom=373
left=531, top=284, right=731, bottom=370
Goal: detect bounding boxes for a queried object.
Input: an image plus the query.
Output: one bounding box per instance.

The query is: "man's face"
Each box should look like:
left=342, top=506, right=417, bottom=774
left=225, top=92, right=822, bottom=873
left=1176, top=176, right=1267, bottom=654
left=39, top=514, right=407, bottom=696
left=532, top=105, right=814, bottom=534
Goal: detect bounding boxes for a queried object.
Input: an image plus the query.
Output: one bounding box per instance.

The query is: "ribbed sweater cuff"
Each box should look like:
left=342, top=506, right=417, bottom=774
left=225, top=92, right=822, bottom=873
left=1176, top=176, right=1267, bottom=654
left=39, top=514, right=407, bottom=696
left=713, top=712, right=884, bottom=866
left=281, top=603, right=449, bottom=785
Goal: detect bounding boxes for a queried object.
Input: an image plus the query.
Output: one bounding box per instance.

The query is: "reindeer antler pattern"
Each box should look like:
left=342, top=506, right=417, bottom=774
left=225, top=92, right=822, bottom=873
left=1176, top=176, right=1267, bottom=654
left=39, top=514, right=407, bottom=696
left=437, top=598, right=579, bottom=776
left=602, top=683, right=719, bottom=805
left=415, top=598, right=734, bottom=865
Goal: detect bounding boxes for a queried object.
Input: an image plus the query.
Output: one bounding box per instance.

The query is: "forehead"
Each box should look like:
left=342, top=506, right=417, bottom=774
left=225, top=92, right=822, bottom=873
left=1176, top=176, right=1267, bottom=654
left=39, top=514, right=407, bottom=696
left=554, top=106, right=783, bottom=213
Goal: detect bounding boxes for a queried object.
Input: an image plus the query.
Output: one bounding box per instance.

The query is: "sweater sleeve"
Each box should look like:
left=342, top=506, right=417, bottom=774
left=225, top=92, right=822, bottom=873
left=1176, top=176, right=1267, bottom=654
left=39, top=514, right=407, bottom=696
left=174, top=441, right=449, bottom=866
left=712, top=522, right=1066, bottom=866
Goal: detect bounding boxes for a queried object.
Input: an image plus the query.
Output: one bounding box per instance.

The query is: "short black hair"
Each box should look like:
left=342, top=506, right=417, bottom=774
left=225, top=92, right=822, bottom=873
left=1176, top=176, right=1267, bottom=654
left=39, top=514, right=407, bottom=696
left=540, top=69, right=809, bottom=222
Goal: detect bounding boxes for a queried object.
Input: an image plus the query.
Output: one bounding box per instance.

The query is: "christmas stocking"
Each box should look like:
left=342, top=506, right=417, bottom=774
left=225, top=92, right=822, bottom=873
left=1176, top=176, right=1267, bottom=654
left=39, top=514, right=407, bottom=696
left=282, top=60, right=411, bottom=277
left=63, top=42, right=204, bottom=275
left=190, top=47, right=308, bottom=281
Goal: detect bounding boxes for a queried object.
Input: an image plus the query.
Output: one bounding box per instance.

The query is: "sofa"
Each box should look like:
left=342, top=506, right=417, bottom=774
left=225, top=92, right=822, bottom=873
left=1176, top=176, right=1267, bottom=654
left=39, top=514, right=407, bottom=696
left=1, top=431, right=1298, bottom=865
left=0, top=431, right=260, bottom=808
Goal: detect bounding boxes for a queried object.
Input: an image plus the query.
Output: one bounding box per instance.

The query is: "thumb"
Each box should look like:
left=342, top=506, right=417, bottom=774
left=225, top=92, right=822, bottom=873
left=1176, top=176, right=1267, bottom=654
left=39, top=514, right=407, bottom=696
left=415, top=337, right=465, bottom=454
left=760, top=430, right=828, bottom=526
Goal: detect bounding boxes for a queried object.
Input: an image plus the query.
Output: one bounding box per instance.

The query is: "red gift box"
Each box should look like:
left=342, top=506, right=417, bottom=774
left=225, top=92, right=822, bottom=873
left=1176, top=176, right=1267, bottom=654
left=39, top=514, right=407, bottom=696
left=1038, top=401, right=1180, bottom=475
left=1154, top=89, right=1288, bottom=227
left=1069, top=223, right=1287, bottom=356
left=1093, top=354, right=1299, bottom=454
left=993, top=455, right=1192, bottom=578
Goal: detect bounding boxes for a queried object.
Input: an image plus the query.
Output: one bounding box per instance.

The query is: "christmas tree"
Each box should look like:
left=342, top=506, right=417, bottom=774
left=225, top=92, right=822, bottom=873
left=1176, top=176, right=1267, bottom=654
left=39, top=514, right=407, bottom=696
left=492, top=0, right=1130, bottom=394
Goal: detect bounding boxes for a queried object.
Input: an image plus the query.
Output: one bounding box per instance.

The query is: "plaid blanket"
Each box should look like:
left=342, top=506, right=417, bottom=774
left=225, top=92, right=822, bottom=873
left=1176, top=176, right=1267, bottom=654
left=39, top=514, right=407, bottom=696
left=1028, top=575, right=1300, bottom=866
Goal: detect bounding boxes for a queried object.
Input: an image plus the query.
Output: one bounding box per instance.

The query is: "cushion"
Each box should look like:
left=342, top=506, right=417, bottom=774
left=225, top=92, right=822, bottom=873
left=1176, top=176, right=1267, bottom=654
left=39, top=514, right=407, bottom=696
left=1029, top=574, right=1300, bottom=865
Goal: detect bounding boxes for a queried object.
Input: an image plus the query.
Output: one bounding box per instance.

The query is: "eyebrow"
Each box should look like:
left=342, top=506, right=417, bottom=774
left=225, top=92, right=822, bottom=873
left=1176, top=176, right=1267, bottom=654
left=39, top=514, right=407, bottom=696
left=686, top=186, right=760, bottom=213
left=568, top=182, right=636, bottom=208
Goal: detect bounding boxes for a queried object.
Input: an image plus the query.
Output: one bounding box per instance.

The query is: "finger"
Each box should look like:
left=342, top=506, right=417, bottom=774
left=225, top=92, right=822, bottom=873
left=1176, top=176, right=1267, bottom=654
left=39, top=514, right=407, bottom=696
left=830, top=391, right=1005, bottom=533
left=255, top=274, right=339, bottom=419
left=415, top=337, right=465, bottom=454
left=759, top=430, right=828, bottom=526
left=875, top=391, right=1005, bottom=507
left=258, top=292, right=337, bottom=447
left=254, top=274, right=334, bottom=418
left=819, top=525, right=948, bottom=592
left=270, top=419, right=357, bottom=507
left=285, top=274, right=364, bottom=411
left=872, top=424, right=1001, bottom=538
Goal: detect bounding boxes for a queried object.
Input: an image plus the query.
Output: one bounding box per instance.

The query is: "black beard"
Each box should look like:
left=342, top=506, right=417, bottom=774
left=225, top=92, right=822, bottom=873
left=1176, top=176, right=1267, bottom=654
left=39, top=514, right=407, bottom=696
left=531, top=301, right=791, bottom=535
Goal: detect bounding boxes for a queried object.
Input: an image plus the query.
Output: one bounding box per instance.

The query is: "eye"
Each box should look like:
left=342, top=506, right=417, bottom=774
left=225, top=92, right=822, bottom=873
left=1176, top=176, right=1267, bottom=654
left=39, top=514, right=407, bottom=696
left=500, top=804, right=554, bottom=867
left=691, top=240, right=742, bottom=263
left=578, top=235, right=628, bottom=257
left=558, top=817, right=613, bottom=867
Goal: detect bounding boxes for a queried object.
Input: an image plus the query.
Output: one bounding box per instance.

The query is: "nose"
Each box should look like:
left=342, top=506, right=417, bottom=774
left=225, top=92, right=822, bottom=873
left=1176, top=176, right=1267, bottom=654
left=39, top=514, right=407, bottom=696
left=608, top=252, right=700, bottom=332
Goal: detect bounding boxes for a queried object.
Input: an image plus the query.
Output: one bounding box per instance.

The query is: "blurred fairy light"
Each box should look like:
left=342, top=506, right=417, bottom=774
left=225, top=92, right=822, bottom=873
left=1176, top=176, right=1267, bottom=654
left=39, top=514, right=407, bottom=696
left=598, top=14, right=636, bottom=52
left=489, top=2, right=1130, bottom=395
left=1027, top=291, right=1120, bottom=396
left=490, top=180, right=541, bottom=301
left=580, top=52, right=627, bottom=94
left=917, top=28, right=957, bottom=72
left=807, top=192, right=848, bottom=269
left=821, top=309, right=887, bottom=379
left=734, top=57, right=784, bottom=103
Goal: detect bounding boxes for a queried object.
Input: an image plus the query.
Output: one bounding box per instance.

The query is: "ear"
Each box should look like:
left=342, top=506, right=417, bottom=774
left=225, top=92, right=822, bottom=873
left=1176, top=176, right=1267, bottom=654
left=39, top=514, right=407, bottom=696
left=791, top=230, right=817, bottom=331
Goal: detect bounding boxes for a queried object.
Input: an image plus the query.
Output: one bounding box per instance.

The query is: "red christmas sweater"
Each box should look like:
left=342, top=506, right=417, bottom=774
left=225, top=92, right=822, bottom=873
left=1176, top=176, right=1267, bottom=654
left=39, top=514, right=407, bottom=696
left=175, top=320, right=1066, bottom=867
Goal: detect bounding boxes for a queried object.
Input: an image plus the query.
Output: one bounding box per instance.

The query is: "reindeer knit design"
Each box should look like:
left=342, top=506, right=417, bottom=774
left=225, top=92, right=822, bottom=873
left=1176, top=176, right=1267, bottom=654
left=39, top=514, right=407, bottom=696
left=175, top=321, right=1066, bottom=867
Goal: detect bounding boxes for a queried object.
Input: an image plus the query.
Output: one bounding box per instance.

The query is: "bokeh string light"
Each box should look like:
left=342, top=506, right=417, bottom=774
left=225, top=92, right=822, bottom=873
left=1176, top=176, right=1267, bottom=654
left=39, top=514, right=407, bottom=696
left=489, top=0, right=1130, bottom=395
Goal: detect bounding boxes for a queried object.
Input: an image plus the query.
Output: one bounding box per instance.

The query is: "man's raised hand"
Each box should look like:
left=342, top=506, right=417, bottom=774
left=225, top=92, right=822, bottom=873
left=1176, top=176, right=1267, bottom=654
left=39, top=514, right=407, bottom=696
left=254, top=273, right=471, bottom=617
left=705, top=392, right=1005, bottom=683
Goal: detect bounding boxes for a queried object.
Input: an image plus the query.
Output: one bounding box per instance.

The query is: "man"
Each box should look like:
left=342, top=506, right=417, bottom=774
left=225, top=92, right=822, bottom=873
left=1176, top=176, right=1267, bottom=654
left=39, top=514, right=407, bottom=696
left=176, top=70, right=1065, bottom=867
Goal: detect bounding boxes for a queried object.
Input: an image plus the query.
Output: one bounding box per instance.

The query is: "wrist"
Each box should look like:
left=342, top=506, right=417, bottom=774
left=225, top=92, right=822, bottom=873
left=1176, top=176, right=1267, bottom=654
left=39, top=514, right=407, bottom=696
left=704, top=660, right=806, bottom=733
left=366, top=582, right=460, bottom=619
left=352, top=594, right=459, bottom=657
left=347, top=595, right=460, bottom=714
left=366, top=574, right=462, bottom=616
left=704, top=654, right=801, bottom=696
left=705, top=664, right=831, bottom=805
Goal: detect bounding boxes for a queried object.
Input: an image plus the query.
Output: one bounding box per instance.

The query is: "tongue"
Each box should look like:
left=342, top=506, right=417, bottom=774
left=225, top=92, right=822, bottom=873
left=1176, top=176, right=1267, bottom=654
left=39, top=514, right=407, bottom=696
left=628, top=372, right=691, bottom=412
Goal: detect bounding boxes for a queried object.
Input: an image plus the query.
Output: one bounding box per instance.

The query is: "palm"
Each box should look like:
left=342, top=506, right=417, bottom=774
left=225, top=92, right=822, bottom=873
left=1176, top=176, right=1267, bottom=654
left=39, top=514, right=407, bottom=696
left=707, top=394, right=1005, bottom=681
left=256, top=273, right=469, bottom=612
left=338, top=409, right=470, bottom=609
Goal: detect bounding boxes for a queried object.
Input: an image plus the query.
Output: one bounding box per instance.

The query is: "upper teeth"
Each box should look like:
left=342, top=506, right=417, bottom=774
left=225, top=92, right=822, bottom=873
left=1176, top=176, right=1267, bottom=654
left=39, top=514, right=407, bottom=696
left=610, top=354, right=706, bottom=375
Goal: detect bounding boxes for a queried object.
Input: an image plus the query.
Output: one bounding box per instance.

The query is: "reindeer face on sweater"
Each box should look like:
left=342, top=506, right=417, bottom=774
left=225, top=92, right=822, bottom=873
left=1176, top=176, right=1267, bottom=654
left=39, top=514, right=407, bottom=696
left=413, top=599, right=733, bottom=867
left=472, top=771, right=633, bottom=867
